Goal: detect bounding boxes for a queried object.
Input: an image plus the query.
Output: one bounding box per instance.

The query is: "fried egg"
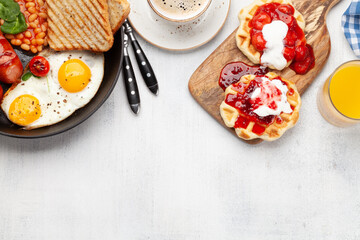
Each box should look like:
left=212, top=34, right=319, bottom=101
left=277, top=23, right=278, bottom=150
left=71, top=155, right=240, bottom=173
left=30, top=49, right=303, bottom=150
left=1, top=50, right=104, bottom=129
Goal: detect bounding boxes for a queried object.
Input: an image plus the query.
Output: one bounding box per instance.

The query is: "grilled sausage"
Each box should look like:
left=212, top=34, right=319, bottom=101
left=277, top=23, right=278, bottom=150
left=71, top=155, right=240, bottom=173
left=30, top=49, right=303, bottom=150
left=0, top=32, right=23, bottom=84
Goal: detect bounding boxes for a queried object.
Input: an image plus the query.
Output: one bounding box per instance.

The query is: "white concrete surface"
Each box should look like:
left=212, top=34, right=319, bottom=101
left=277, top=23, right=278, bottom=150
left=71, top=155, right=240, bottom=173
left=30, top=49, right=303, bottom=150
left=0, top=0, right=359, bottom=239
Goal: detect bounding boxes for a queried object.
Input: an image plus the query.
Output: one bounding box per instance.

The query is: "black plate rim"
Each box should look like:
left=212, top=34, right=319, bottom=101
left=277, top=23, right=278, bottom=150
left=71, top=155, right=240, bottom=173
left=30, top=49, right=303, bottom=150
left=0, top=30, right=124, bottom=139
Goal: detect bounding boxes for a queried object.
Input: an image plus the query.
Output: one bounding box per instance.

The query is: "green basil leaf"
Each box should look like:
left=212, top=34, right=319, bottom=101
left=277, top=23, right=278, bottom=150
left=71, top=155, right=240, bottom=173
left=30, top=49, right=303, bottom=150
left=21, top=72, right=33, bottom=81
left=1, top=12, right=27, bottom=34
left=0, top=0, right=20, bottom=22
left=0, top=0, right=27, bottom=34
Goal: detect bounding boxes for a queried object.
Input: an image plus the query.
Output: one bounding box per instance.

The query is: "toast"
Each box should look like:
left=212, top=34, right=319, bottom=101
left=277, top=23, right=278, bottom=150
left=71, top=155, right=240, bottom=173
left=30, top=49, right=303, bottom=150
left=46, top=0, right=114, bottom=52
left=108, top=0, right=130, bottom=34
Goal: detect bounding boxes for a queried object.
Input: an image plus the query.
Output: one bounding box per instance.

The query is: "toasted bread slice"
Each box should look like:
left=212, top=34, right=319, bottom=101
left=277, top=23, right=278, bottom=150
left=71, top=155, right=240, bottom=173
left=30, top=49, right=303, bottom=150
left=46, top=0, right=114, bottom=52
left=108, top=0, right=130, bottom=34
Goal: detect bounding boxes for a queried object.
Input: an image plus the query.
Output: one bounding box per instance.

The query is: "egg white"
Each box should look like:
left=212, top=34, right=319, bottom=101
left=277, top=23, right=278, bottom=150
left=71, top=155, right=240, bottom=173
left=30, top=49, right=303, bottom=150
left=43, top=50, right=105, bottom=108
left=1, top=50, right=104, bottom=129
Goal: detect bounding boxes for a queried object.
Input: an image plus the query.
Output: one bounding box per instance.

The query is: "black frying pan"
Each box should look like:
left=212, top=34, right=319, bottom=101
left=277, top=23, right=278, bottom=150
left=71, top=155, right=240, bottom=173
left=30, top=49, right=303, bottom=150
left=0, top=29, right=124, bottom=138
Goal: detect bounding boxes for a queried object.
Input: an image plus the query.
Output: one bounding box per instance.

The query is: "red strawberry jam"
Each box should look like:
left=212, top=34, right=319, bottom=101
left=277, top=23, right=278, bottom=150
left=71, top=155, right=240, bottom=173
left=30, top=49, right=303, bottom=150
left=224, top=75, right=290, bottom=135
left=219, top=62, right=268, bottom=91
left=249, top=2, right=315, bottom=74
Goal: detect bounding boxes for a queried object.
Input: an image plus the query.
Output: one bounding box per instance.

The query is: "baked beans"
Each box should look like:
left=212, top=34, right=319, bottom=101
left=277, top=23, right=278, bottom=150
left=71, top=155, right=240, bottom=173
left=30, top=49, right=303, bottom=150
left=1, top=0, right=48, bottom=54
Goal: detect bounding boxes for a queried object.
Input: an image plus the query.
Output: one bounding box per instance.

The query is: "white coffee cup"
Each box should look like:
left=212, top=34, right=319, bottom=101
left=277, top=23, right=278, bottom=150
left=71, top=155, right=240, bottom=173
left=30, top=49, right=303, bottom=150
left=147, top=0, right=212, bottom=22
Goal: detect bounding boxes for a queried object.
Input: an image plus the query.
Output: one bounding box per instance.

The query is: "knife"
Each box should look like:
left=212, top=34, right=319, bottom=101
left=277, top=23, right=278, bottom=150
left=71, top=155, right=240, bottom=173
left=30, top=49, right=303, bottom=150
left=122, top=28, right=140, bottom=114
left=123, top=19, right=159, bottom=95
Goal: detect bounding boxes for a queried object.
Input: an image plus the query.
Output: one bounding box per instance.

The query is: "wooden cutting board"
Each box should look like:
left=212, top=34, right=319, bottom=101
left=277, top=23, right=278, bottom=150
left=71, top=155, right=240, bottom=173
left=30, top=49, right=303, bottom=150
left=188, top=0, right=340, bottom=144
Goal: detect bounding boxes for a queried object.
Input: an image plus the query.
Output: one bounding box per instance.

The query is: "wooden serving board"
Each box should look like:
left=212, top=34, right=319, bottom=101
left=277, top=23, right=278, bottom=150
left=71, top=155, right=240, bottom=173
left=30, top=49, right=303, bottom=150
left=188, top=0, right=340, bottom=144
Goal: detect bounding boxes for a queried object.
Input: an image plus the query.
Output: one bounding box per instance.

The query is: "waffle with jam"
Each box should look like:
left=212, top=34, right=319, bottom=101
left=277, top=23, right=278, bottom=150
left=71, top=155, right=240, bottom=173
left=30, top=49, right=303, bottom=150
left=220, top=72, right=301, bottom=141
left=236, top=0, right=306, bottom=69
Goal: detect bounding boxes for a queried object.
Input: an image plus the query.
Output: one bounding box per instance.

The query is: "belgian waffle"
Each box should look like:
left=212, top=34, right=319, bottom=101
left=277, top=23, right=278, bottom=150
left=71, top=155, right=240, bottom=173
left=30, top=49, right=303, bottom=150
left=236, top=0, right=305, bottom=68
left=220, top=72, right=301, bottom=141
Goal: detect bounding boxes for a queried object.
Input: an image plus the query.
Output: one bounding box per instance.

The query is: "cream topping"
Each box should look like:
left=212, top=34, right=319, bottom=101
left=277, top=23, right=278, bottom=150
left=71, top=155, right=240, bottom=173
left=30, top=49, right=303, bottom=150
left=251, top=77, right=293, bottom=117
left=261, top=20, right=289, bottom=70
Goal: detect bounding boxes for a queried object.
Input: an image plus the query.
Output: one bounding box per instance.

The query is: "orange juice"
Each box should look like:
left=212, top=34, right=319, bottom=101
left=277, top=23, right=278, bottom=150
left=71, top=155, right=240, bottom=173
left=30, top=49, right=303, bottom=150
left=317, top=60, right=360, bottom=127
left=329, top=62, right=360, bottom=119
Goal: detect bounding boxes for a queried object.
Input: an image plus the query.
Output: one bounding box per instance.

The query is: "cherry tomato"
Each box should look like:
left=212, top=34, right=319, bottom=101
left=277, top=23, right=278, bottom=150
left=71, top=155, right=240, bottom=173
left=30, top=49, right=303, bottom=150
left=29, top=56, right=50, bottom=77
left=251, top=32, right=267, bottom=51
left=251, top=11, right=272, bottom=30
left=277, top=4, right=295, bottom=15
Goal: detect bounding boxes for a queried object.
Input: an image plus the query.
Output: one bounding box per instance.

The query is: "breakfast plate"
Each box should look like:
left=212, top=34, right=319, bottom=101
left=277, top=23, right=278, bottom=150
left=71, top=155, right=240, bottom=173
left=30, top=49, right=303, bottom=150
left=0, top=30, right=124, bottom=138
left=128, top=0, right=231, bottom=51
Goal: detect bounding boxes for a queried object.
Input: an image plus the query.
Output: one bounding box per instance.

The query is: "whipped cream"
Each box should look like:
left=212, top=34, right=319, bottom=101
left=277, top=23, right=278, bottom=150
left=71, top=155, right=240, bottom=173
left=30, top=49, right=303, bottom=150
left=261, top=20, right=289, bottom=70
left=251, top=77, right=293, bottom=117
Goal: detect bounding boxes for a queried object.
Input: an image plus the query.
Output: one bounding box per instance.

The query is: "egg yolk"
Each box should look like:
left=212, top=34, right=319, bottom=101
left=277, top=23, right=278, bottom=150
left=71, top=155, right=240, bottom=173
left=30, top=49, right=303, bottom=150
left=9, top=94, right=41, bottom=126
left=58, top=59, right=91, bottom=93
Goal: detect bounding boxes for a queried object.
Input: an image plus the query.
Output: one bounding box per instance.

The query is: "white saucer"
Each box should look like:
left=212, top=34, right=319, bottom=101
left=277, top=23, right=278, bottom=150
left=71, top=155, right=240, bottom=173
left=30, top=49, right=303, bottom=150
left=128, top=0, right=231, bottom=51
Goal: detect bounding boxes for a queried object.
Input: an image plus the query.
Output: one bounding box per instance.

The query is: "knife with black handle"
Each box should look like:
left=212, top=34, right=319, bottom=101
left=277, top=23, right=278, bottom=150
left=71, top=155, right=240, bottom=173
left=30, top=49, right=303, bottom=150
left=122, top=30, right=140, bottom=114
left=124, top=19, right=159, bottom=95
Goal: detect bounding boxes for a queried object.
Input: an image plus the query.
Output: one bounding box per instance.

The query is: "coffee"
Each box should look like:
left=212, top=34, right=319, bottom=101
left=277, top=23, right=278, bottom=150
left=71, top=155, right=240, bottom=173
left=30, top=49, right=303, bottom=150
left=150, top=0, right=209, bottom=20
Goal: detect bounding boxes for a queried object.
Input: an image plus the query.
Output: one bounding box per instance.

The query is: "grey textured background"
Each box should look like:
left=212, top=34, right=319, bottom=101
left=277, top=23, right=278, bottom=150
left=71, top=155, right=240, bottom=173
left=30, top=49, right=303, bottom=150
left=1, top=0, right=359, bottom=239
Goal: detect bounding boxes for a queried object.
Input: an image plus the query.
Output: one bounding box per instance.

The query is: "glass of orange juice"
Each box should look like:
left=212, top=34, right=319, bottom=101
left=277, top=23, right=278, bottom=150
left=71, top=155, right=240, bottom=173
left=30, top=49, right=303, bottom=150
left=317, top=60, right=360, bottom=127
